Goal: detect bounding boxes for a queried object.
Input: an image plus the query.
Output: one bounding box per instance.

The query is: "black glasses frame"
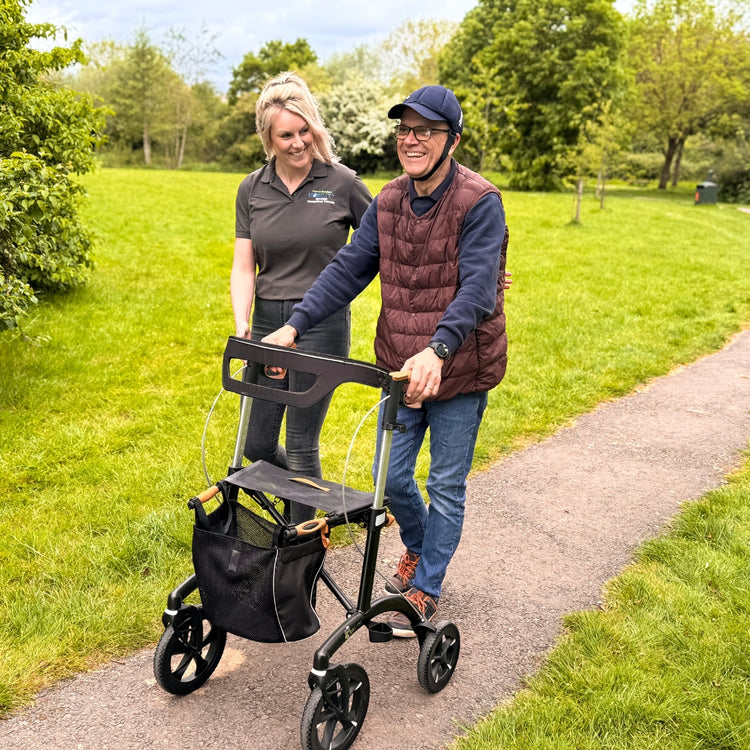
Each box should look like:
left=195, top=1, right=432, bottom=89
left=393, top=125, right=451, bottom=141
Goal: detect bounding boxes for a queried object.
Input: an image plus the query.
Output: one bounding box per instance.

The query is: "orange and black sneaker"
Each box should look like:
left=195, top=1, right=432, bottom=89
left=385, top=550, right=421, bottom=594
left=388, top=587, right=439, bottom=638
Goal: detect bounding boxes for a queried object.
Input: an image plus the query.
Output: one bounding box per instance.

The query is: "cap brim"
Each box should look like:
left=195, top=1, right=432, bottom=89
left=387, top=102, right=447, bottom=125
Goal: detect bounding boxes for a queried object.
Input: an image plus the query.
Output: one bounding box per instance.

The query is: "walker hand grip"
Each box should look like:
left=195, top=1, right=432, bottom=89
left=294, top=517, right=330, bottom=549
left=295, top=518, right=328, bottom=536
left=195, top=486, right=221, bottom=504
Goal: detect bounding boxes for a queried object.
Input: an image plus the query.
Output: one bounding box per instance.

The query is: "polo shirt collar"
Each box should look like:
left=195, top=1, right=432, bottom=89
left=263, top=157, right=329, bottom=187
left=408, top=159, right=458, bottom=213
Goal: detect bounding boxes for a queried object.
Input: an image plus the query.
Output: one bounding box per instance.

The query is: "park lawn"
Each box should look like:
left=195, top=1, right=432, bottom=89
left=1, top=168, right=749, bottom=716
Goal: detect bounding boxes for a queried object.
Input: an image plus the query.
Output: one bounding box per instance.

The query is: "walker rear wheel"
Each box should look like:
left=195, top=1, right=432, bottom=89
left=300, top=663, right=370, bottom=750
left=153, top=605, right=226, bottom=695
left=418, top=620, right=460, bottom=693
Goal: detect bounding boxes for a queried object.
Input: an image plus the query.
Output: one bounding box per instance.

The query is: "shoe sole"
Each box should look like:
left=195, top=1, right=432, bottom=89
left=390, top=625, right=418, bottom=638
left=384, top=581, right=408, bottom=595
left=387, top=611, right=437, bottom=638
left=387, top=616, right=419, bottom=637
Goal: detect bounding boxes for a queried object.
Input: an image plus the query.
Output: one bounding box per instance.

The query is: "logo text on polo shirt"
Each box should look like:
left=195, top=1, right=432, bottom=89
left=307, top=190, right=335, bottom=205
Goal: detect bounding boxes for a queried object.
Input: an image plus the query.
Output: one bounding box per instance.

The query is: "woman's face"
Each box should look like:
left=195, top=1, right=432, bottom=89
left=269, top=109, right=314, bottom=172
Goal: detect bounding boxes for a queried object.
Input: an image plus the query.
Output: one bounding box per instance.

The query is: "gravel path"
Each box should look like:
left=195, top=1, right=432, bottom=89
left=3, top=330, right=749, bottom=750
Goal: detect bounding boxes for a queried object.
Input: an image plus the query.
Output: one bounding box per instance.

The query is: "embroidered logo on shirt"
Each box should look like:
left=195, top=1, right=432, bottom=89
left=307, top=190, right=335, bottom=205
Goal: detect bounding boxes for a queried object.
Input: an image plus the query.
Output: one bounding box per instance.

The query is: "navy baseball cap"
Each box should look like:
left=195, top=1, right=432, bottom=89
left=388, top=85, right=464, bottom=135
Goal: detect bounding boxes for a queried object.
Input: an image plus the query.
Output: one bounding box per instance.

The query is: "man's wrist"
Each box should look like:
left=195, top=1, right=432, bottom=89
left=427, top=340, right=450, bottom=360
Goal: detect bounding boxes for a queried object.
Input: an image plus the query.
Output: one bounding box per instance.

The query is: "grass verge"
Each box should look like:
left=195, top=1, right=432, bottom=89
left=449, top=455, right=750, bottom=749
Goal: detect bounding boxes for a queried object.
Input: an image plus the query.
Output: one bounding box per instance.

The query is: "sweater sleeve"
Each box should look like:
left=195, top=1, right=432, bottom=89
left=287, top=197, right=381, bottom=336
left=350, top=174, right=373, bottom=228
left=432, top=192, right=506, bottom=355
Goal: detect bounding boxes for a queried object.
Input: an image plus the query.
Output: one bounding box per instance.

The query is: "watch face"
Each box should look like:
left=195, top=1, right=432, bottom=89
left=430, top=342, right=449, bottom=359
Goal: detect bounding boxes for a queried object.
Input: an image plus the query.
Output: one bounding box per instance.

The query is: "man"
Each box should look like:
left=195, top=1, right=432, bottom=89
left=264, top=85, right=508, bottom=636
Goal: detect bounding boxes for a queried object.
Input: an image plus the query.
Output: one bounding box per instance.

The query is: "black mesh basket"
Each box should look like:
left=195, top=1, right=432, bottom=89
left=191, top=493, right=326, bottom=643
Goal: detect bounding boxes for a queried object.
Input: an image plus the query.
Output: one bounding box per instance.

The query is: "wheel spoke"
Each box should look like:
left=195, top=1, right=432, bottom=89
left=320, top=718, right=337, bottom=749
left=172, top=654, right=195, bottom=680
left=200, top=625, right=218, bottom=648
left=193, top=653, right=209, bottom=673
left=170, top=636, right=193, bottom=656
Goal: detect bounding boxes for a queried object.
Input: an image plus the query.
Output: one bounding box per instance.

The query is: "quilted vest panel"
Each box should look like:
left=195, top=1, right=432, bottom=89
left=375, top=165, right=508, bottom=400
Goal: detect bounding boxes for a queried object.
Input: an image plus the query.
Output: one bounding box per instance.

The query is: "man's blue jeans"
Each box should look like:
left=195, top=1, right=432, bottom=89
left=244, top=297, right=350, bottom=523
left=375, top=390, right=488, bottom=599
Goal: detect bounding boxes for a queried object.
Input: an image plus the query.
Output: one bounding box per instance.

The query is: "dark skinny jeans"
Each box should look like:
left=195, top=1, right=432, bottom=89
left=244, top=297, right=350, bottom=523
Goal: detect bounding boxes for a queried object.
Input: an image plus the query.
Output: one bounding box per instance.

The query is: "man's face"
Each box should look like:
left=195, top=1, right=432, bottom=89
left=396, top=109, right=456, bottom=183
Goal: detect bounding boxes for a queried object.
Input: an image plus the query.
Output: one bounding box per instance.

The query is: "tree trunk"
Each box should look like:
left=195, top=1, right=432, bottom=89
left=671, top=138, right=685, bottom=187
left=573, top=178, right=583, bottom=223
left=177, top=122, right=188, bottom=169
left=659, top=135, right=681, bottom=190
left=143, top=120, right=152, bottom=166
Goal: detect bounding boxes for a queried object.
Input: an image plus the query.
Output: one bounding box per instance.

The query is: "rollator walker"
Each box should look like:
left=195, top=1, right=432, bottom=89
left=154, top=336, right=461, bottom=750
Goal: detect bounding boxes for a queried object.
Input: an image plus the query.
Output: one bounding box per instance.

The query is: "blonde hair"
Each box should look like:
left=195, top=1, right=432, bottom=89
left=255, top=72, right=337, bottom=164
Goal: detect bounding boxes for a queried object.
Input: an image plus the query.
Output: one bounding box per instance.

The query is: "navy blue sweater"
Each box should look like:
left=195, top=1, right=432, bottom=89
left=287, top=161, right=506, bottom=357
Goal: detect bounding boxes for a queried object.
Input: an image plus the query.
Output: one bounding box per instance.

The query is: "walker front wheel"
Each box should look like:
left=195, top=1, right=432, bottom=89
left=153, top=605, right=226, bottom=695
left=418, top=620, right=460, bottom=693
left=300, top=663, right=370, bottom=750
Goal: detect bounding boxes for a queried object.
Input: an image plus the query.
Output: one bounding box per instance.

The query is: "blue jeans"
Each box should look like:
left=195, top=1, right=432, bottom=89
left=374, top=391, right=488, bottom=599
left=244, top=297, right=350, bottom=523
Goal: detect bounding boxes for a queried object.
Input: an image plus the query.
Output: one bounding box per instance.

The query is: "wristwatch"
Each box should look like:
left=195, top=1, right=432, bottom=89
left=427, top=341, right=450, bottom=360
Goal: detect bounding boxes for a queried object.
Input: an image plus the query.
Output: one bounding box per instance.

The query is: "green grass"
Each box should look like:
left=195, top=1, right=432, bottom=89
left=449, top=457, right=750, bottom=750
left=1, top=169, right=749, bottom=716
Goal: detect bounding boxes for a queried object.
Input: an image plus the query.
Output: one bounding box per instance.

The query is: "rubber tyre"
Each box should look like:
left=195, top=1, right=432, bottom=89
left=300, top=663, right=370, bottom=750
left=418, top=620, right=460, bottom=693
left=153, top=605, right=226, bottom=695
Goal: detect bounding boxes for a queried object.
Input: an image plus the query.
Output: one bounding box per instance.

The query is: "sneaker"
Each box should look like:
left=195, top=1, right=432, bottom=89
left=385, top=550, right=420, bottom=594
left=388, top=587, right=439, bottom=638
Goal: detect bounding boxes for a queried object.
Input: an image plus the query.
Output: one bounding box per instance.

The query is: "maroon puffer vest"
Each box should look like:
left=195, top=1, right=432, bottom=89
left=375, top=165, right=508, bottom=400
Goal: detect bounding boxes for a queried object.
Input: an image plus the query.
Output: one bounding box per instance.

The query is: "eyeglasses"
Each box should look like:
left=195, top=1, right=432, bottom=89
left=393, top=125, right=451, bottom=141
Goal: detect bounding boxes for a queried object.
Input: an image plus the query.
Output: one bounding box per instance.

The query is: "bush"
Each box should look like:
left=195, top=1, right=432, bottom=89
left=219, top=136, right=266, bottom=173
left=0, top=153, right=95, bottom=328
left=0, top=0, right=104, bottom=330
left=613, top=151, right=664, bottom=182
left=717, top=167, right=750, bottom=204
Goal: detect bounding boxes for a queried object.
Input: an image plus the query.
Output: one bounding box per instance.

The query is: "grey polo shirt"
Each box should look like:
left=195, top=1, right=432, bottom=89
left=235, top=158, right=372, bottom=300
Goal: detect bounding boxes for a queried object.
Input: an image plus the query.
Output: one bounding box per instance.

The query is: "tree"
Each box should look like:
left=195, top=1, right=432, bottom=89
left=325, top=45, right=383, bottom=86
left=163, top=25, right=223, bottom=168
left=627, top=0, right=750, bottom=189
left=378, top=19, right=459, bottom=92
left=573, top=100, right=634, bottom=206
left=0, top=0, right=104, bottom=331
left=70, top=35, right=226, bottom=169
left=213, top=92, right=265, bottom=171
left=108, top=28, right=175, bottom=165
left=440, top=0, right=627, bottom=190
left=318, top=76, right=397, bottom=173
left=228, top=39, right=317, bottom=104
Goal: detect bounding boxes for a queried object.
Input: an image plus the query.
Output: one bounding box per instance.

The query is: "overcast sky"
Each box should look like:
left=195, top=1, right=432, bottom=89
left=26, top=0, right=634, bottom=93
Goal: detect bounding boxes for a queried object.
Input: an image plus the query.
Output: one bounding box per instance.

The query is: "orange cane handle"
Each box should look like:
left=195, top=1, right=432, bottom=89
left=295, top=518, right=328, bottom=536
left=196, top=486, right=221, bottom=504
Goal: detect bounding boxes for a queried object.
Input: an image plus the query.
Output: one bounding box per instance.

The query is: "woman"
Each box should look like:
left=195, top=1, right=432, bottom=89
left=231, top=72, right=373, bottom=523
